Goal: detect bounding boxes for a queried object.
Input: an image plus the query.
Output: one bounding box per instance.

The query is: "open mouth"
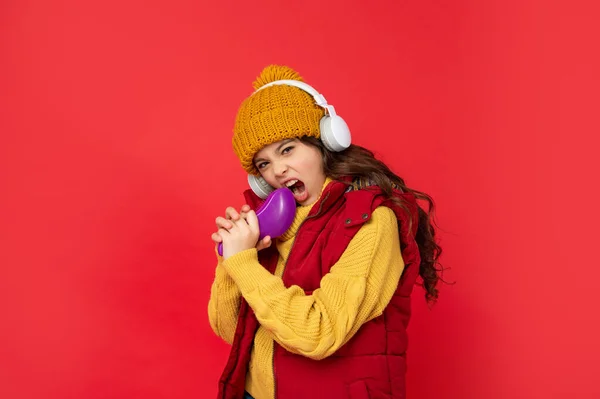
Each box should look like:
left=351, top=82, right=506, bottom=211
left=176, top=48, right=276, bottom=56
left=284, top=179, right=308, bottom=203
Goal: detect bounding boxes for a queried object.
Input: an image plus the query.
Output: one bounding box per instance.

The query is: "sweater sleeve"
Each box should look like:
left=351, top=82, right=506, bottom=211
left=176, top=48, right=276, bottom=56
left=207, top=250, right=242, bottom=345
left=221, top=206, right=404, bottom=360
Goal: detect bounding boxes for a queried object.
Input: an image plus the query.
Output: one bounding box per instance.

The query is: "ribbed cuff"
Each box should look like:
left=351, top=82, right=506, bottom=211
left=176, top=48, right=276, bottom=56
left=222, top=248, right=271, bottom=294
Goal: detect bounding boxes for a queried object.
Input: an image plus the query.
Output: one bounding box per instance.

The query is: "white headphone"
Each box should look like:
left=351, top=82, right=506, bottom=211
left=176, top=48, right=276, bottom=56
left=247, top=79, right=352, bottom=199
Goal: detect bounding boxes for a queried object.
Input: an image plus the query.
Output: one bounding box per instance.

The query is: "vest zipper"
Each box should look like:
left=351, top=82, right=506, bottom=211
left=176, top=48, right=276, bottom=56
left=272, top=191, right=331, bottom=399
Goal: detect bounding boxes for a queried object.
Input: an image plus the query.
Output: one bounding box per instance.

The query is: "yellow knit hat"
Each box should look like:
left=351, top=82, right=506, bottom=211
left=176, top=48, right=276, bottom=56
left=232, top=65, right=325, bottom=175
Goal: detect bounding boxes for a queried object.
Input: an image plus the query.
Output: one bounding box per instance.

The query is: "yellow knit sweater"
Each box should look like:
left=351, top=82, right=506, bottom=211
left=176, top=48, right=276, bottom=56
left=208, top=179, right=404, bottom=399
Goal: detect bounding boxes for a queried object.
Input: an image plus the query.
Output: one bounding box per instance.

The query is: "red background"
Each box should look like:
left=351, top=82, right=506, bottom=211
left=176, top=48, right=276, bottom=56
left=1, top=0, right=599, bottom=398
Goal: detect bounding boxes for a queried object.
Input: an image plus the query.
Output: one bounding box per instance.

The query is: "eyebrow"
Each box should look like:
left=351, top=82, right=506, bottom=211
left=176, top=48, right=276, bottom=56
left=254, top=139, right=296, bottom=163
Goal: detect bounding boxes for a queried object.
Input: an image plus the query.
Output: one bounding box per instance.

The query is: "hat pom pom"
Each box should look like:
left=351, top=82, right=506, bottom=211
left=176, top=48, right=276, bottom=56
left=252, top=65, right=303, bottom=90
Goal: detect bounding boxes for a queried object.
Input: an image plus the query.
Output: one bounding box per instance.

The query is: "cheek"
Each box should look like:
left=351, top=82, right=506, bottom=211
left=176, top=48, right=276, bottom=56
left=261, top=170, right=277, bottom=185
left=297, top=157, right=324, bottom=180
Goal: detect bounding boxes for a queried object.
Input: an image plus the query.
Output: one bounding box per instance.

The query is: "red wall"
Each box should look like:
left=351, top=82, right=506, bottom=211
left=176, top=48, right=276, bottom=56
left=1, top=1, right=599, bottom=398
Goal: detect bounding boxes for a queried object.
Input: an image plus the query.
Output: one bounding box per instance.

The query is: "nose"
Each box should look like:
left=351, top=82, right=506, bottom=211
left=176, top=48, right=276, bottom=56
left=273, top=160, right=288, bottom=177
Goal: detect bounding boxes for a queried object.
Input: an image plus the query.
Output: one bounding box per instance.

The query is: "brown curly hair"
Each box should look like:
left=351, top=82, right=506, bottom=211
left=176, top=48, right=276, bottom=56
left=300, top=136, right=445, bottom=303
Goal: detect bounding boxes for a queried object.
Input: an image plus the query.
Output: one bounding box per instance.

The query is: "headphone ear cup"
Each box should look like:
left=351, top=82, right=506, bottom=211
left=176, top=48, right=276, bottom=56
left=320, top=115, right=351, bottom=152
left=247, top=174, right=274, bottom=199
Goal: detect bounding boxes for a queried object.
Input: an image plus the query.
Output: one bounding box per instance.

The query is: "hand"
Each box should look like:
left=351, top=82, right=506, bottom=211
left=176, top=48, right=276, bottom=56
left=212, top=205, right=272, bottom=258
left=218, top=209, right=259, bottom=260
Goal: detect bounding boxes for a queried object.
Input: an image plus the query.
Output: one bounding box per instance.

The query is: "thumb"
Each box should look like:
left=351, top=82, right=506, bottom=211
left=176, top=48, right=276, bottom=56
left=256, top=235, right=272, bottom=251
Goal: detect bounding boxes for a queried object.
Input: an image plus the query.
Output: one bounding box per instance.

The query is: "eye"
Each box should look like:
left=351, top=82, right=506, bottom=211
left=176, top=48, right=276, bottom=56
left=282, top=146, right=294, bottom=154
left=257, top=161, right=269, bottom=170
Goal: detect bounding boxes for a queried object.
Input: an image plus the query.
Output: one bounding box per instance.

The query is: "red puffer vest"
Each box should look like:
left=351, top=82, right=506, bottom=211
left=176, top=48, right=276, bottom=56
left=218, top=178, right=421, bottom=399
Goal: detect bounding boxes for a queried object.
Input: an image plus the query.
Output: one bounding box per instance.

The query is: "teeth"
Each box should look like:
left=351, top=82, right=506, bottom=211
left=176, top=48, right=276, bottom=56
left=285, top=179, right=299, bottom=187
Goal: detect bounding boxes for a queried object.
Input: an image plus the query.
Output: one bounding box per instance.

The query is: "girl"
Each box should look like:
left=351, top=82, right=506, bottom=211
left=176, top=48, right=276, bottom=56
left=208, top=65, right=442, bottom=399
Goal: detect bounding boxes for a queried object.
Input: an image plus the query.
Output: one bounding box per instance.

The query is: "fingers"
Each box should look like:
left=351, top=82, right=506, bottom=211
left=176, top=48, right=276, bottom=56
left=231, top=215, right=250, bottom=231
left=226, top=205, right=249, bottom=221
left=211, top=232, right=223, bottom=244
left=215, top=216, right=233, bottom=230
left=238, top=204, right=251, bottom=221
left=217, top=228, right=229, bottom=240
left=214, top=205, right=253, bottom=246
left=213, top=228, right=227, bottom=248
left=219, top=205, right=252, bottom=227
left=225, top=207, right=238, bottom=220
left=245, top=211, right=261, bottom=240
left=226, top=211, right=259, bottom=247
left=245, top=210, right=259, bottom=231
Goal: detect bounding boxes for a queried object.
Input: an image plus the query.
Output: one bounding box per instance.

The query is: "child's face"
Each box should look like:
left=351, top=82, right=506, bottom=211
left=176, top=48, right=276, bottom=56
left=253, top=138, right=326, bottom=206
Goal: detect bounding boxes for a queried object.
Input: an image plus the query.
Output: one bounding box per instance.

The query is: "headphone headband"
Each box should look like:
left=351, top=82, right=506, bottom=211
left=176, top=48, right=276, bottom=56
left=254, top=79, right=336, bottom=116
